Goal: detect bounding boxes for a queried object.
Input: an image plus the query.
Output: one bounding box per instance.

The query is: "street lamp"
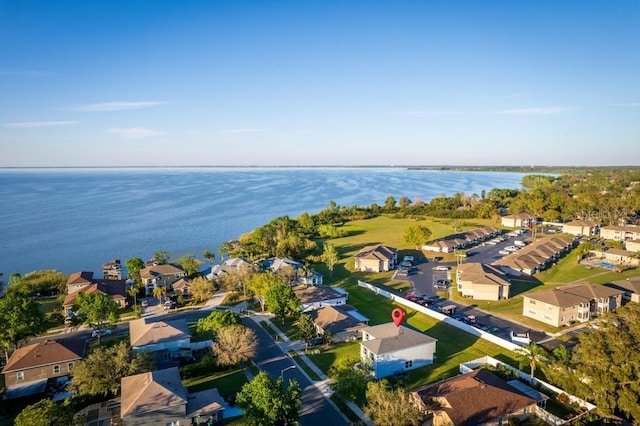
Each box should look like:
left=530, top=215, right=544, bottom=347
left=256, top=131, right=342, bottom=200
left=281, top=365, right=296, bottom=380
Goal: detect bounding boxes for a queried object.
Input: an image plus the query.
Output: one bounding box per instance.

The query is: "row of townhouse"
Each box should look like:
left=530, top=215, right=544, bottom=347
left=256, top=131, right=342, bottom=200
left=494, top=237, right=575, bottom=276
left=421, top=226, right=503, bottom=253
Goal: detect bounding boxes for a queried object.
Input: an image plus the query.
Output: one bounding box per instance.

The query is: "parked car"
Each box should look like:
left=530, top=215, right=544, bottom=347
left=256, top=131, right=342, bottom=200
left=91, top=328, right=112, bottom=338
left=433, top=283, right=449, bottom=290
left=402, top=255, right=414, bottom=265
left=504, top=245, right=518, bottom=252
left=163, top=300, right=174, bottom=310
left=514, top=240, right=527, bottom=247
left=406, top=294, right=418, bottom=301
left=140, top=300, right=149, bottom=308
left=433, top=265, right=450, bottom=271
left=498, top=250, right=510, bottom=255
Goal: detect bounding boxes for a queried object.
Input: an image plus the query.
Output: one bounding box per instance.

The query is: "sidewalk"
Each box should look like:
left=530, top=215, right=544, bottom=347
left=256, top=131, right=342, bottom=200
left=251, top=315, right=374, bottom=426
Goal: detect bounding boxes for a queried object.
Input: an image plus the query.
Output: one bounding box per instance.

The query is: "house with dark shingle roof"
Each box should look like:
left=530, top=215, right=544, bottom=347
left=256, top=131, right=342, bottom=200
left=360, top=323, right=436, bottom=379
left=309, top=305, right=369, bottom=342
left=120, top=367, right=224, bottom=426
left=607, top=277, right=640, bottom=303
left=422, top=226, right=502, bottom=253
left=354, top=245, right=397, bottom=272
left=523, top=283, right=623, bottom=327
left=411, top=369, right=538, bottom=426
left=2, top=339, right=86, bottom=399
left=294, top=285, right=348, bottom=312
left=140, top=263, right=186, bottom=296
left=63, top=279, right=127, bottom=317
left=494, top=237, right=574, bottom=276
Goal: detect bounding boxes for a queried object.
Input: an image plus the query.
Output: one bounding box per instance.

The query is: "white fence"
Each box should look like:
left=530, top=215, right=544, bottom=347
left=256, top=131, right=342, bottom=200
left=357, top=280, right=522, bottom=352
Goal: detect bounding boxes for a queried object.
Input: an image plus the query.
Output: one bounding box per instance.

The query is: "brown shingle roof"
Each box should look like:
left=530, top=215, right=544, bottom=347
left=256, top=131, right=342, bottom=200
left=140, top=264, right=185, bottom=279
left=129, top=318, right=191, bottom=348
left=2, top=339, right=85, bottom=373
left=354, top=245, right=397, bottom=261
left=62, top=280, right=126, bottom=307
left=494, top=237, right=573, bottom=271
left=413, top=369, right=536, bottom=425
left=457, top=263, right=510, bottom=287
left=294, top=285, right=345, bottom=304
left=120, top=367, right=187, bottom=418
left=361, top=323, right=436, bottom=355
left=66, top=271, right=95, bottom=286
left=526, top=283, right=623, bottom=308
left=565, top=220, right=598, bottom=227
left=608, top=278, right=640, bottom=294
left=309, top=305, right=367, bottom=334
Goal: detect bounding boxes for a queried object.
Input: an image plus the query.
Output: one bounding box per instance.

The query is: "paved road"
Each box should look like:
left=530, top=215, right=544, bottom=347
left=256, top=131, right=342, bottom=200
left=242, top=318, right=349, bottom=426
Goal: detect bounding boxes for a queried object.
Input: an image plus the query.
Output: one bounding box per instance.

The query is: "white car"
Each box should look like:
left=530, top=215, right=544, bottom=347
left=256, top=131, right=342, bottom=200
left=514, top=240, right=527, bottom=247
left=498, top=250, right=510, bottom=255
left=504, top=245, right=519, bottom=252
left=433, top=265, right=450, bottom=271
left=91, top=328, right=112, bottom=338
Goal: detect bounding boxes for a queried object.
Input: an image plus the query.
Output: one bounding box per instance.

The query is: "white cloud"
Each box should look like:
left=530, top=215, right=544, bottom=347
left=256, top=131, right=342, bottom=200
left=386, top=110, right=460, bottom=116
left=5, top=121, right=78, bottom=128
left=106, top=127, right=164, bottom=139
left=611, top=102, right=640, bottom=107
left=219, top=128, right=264, bottom=134
left=70, top=101, right=167, bottom=112
left=495, top=107, right=567, bottom=116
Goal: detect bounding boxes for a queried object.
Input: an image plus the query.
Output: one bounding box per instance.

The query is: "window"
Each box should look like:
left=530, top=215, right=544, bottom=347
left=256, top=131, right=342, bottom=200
left=529, top=300, right=536, bottom=305
left=497, top=417, right=504, bottom=426
left=17, top=371, right=24, bottom=382
left=524, top=406, right=529, bottom=414
left=164, top=352, right=172, bottom=361
left=68, top=362, right=74, bottom=371
left=165, top=422, right=180, bottom=426
left=53, top=365, right=60, bottom=374
left=405, top=360, right=413, bottom=369
left=528, top=309, right=537, bottom=315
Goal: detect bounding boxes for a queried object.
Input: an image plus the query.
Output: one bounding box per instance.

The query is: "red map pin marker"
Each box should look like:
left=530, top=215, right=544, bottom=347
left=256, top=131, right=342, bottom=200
left=392, top=308, right=405, bottom=327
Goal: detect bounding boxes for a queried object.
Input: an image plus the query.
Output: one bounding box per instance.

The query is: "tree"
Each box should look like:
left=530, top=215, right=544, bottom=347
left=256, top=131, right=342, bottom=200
left=153, top=285, right=167, bottom=303
left=384, top=196, right=397, bottom=210
left=547, top=304, right=640, bottom=421
left=197, top=309, right=242, bottom=337
left=322, top=243, right=339, bottom=277
left=364, top=380, right=423, bottom=426
left=190, top=276, right=214, bottom=303
left=69, top=341, right=154, bottom=397
left=247, top=272, right=281, bottom=312
left=264, top=281, right=301, bottom=322
left=178, top=254, right=201, bottom=276
left=212, top=324, right=257, bottom=367
left=7, top=270, right=68, bottom=295
left=398, top=195, right=411, bottom=208
left=14, top=399, right=75, bottom=426
left=515, top=341, right=548, bottom=382
left=403, top=224, right=432, bottom=248
left=329, top=357, right=370, bottom=401
left=154, top=250, right=170, bottom=264
left=297, top=313, right=317, bottom=349
left=0, top=291, right=47, bottom=361
left=236, top=371, right=301, bottom=426
left=72, top=292, right=120, bottom=340
left=203, top=249, right=216, bottom=263
left=218, top=241, right=235, bottom=260
left=127, top=281, right=142, bottom=307
left=125, top=257, right=145, bottom=284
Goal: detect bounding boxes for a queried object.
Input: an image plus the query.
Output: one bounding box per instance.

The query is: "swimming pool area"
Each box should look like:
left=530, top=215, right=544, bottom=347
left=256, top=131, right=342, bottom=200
left=595, top=261, right=616, bottom=270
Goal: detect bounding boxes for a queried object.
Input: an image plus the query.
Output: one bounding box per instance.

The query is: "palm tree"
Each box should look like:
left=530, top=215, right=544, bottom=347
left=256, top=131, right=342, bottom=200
left=153, top=285, right=167, bottom=304
left=516, top=342, right=548, bottom=383
left=203, top=249, right=215, bottom=264
left=127, top=282, right=140, bottom=306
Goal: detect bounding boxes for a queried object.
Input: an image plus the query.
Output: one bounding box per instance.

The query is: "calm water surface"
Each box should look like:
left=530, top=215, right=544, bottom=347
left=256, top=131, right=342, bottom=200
left=0, top=168, right=528, bottom=275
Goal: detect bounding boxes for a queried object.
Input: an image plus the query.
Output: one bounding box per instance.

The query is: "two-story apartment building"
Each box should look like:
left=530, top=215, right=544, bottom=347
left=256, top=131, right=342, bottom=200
left=354, top=245, right=397, bottom=272
left=360, top=323, right=437, bottom=379
left=600, top=225, right=640, bottom=242
left=456, top=262, right=511, bottom=300
left=562, top=220, right=599, bottom=237
left=522, top=283, right=623, bottom=327
left=501, top=213, right=537, bottom=228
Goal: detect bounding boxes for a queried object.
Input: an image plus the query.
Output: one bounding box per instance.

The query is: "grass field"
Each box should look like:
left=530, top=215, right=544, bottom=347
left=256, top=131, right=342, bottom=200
left=183, top=368, right=248, bottom=397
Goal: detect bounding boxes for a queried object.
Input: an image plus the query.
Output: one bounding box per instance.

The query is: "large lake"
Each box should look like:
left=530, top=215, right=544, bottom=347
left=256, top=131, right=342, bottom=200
left=0, top=168, right=529, bottom=275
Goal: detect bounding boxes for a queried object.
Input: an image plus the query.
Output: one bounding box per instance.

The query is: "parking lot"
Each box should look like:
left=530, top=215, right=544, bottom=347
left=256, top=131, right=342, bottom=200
left=395, top=227, right=560, bottom=346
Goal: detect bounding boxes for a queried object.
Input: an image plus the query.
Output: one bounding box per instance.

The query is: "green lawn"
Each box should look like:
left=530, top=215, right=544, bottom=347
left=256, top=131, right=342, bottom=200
left=37, top=296, right=61, bottom=314
left=183, top=368, right=248, bottom=397
left=305, top=341, right=361, bottom=374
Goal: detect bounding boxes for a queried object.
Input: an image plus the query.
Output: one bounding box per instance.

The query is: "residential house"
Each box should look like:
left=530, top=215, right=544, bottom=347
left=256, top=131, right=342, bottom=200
left=63, top=280, right=127, bottom=317
left=206, top=257, right=252, bottom=281
left=360, top=323, right=437, bottom=379
left=501, top=213, right=537, bottom=228
left=2, top=339, right=85, bottom=400
left=600, top=224, right=640, bottom=241
left=294, top=285, right=348, bottom=312
left=422, top=226, right=502, bottom=253
left=309, top=305, right=369, bottom=342
left=129, top=318, right=192, bottom=366
left=607, top=277, right=640, bottom=303
left=411, top=369, right=538, bottom=426
left=140, top=263, right=187, bottom=296
left=120, top=367, right=224, bottom=426
left=354, top=245, right=397, bottom=272
left=456, top=263, right=511, bottom=300
left=172, top=278, right=192, bottom=296
left=562, top=220, right=599, bottom=237
left=102, top=259, right=123, bottom=280
left=522, top=283, right=623, bottom=327
left=493, top=237, right=574, bottom=276
left=265, top=257, right=324, bottom=286
left=63, top=271, right=127, bottom=316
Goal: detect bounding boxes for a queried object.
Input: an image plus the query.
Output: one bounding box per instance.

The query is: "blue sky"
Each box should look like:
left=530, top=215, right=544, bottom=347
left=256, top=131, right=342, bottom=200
left=1, top=0, right=639, bottom=167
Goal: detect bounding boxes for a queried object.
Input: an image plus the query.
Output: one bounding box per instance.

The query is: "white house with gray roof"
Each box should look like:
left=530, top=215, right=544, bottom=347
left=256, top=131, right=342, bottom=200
left=360, top=323, right=437, bottom=379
